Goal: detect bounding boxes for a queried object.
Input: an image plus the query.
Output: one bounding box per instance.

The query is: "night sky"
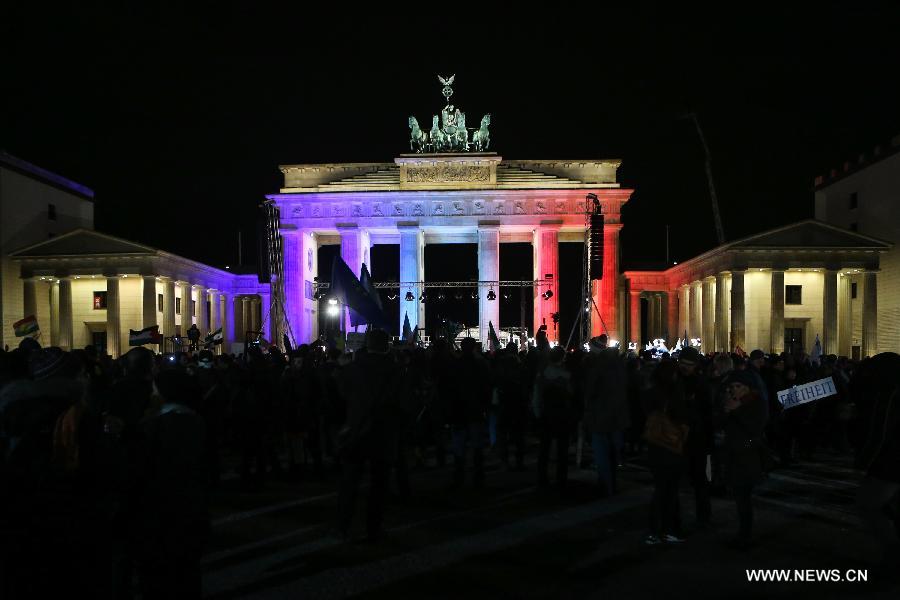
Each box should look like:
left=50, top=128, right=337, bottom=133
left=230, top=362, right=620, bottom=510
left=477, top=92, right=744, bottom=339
left=3, top=5, right=899, bottom=334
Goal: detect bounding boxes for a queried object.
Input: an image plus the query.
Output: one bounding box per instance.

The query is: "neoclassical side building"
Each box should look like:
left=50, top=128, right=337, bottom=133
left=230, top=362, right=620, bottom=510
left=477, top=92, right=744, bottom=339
left=269, top=154, right=633, bottom=347
left=624, top=220, right=891, bottom=359
left=9, top=230, right=271, bottom=355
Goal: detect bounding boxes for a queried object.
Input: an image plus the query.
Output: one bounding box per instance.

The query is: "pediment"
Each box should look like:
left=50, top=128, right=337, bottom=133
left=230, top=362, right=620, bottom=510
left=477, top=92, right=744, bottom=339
left=11, top=229, right=157, bottom=257
left=730, top=220, right=891, bottom=250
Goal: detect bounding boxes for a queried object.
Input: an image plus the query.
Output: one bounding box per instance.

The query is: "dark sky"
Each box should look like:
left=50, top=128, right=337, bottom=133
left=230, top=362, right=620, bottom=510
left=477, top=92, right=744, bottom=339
left=3, top=4, right=899, bottom=276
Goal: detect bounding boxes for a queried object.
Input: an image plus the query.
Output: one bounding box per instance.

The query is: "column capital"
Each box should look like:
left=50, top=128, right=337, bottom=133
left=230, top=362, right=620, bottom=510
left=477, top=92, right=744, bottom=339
left=602, top=223, right=624, bottom=232
left=629, top=289, right=643, bottom=297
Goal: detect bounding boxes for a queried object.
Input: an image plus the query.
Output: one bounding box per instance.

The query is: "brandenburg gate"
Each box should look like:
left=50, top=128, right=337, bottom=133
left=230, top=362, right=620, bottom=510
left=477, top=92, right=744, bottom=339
left=268, top=77, right=633, bottom=347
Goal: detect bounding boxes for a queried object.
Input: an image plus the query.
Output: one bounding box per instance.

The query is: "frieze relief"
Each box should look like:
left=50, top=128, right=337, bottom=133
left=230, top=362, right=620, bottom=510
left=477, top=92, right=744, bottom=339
left=406, top=164, right=491, bottom=183
left=285, top=197, right=601, bottom=221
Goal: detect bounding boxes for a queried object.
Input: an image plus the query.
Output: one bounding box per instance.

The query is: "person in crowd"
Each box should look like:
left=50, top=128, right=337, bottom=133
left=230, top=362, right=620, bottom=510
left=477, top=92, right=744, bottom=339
left=335, top=329, right=402, bottom=541
left=716, top=369, right=768, bottom=549
left=583, top=335, right=630, bottom=496
left=677, top=346, right=713, bottom=528
left=643, top=360, right=689, bottom=545
left=852, top=352, right=900, bottom=578
left=494, top=342, right=527, bottom=471
left=134, top=368, right=208, bottom=599
left=533, top=346, right=574, bottom=489
left=187, top=324, right=201, bottom=352
left=449, top=337, right=492, bottom=489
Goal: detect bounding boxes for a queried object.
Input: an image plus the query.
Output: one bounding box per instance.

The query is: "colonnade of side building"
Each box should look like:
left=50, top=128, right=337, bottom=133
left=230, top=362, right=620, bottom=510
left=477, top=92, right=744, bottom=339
left=627, top=267, right=879, bottom=357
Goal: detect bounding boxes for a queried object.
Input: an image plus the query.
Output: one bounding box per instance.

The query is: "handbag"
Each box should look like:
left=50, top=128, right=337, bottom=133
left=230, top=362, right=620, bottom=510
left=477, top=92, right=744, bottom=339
left=643, top=397, right=690, bottom=455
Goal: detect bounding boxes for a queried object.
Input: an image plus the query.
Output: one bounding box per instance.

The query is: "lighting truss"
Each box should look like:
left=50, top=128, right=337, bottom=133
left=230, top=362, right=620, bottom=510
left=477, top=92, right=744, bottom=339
left=313, top=280, right=551, bottom=291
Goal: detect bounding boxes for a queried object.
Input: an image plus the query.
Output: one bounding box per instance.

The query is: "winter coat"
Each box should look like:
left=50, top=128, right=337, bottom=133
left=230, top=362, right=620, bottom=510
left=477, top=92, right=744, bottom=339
left=582, top=349, right=630, bottom=433
left=719, top=391, right=767, bottom=487
left=533, top=363, right=573, bottom=424
left=336, top=352, right=402, bottom=459
left=853, top=353, right=900, bottom=483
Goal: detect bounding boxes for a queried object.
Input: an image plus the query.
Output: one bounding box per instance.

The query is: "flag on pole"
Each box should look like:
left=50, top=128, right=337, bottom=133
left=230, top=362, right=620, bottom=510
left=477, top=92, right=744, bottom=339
left=129, top=325, right=163, bottom=346
left=402, top=312, right=412, bottom=342
left=360, top=263, right=382, bottom=311
left=488, top=321, right=501, bottom=352
left=13, top=315, right=40, bottom=337
left=203, top=327, right=223, bottom=347
left=331, top=256, right=389, bottom=329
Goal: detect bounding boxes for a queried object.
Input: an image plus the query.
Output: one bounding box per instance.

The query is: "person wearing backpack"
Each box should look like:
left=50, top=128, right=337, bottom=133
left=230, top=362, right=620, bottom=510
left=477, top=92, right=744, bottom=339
left=534, top=347, right=574, bottom=490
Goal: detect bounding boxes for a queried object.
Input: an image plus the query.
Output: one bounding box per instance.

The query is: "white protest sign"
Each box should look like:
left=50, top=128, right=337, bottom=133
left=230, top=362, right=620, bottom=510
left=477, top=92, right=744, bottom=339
left=778, top=376, right=837, bottom=410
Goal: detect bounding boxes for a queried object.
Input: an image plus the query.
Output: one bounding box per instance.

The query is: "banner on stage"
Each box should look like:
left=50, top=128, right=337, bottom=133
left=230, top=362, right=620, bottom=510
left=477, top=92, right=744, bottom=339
left=778, top=376, right=837, bottom=410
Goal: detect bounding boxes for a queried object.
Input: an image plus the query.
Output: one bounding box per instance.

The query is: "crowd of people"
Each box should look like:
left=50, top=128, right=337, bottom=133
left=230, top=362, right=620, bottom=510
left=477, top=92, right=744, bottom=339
left=1, top=329, right=898, bottom=597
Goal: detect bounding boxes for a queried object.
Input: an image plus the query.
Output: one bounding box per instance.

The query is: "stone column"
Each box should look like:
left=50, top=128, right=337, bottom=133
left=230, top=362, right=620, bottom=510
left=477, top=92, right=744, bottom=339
left=714, top=273, right=728, bottom=352
left=282, top=230, right=320, bottom=347
left=59, top=278, right=73, bottom=351
left=666, top=290, right=678, bottom=344
left=730, top=269, right=746, bottom=352
left=106, top=276, right=121, bottom=358
left=598, top=223, right=622, bottom=340
left=478, top=225, right=500, bottom=347
left=339, top=225, right=370, bottom=332
left=678, top=285, right=689, bottom=341
left=838, top=272, right=852, bottom=357
left=179, top=281, right=192, bottom=331
left=701, top=278, right=714, bottom=352
left=209, top=291, right=221, bottom=353
left=650, top=294, right=659, bottom=341
left=688, top=283, right=699, bottom=340
left=862, top=271, right=878, bottom=357
left=533, top=225, right=560, bottom=342
left=233, top=296, right=244, bottom=345
left=259, top=290, right=272, bottom=342
left=629, top=290, right=642, bottom=347
left=223, top=293, right=234, bottom=353
left=250, top=298, right=260, bottom=333
left=241, top=296, right=251, bottom=339
left=142, top=275, right=157, bottom=329
left=50, top=281, right=60, bottom=346
left=399, top=225, right=425, bottom=337
left=163, top=279, right=176, bottom=350
left=769, top=270, right=785, bottom=355
left=23, top=278, right=37, bottom=320
left=195, top=286, right=209, bottom=338
left=822, top=269, right=839, bottom=355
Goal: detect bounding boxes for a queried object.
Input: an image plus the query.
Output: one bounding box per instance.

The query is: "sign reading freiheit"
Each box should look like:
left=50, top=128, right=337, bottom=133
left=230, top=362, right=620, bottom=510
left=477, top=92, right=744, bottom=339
left=778, top=377, right=837, bottom=410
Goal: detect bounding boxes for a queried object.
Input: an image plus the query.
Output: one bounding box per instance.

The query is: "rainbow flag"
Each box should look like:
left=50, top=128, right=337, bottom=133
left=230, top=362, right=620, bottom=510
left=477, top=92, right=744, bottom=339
left=13, top=315, right=39, bottom=337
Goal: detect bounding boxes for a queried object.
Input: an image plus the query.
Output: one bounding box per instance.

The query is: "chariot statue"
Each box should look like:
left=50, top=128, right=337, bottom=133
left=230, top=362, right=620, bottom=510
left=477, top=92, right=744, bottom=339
left=407, top=75, right=491, bottom=154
